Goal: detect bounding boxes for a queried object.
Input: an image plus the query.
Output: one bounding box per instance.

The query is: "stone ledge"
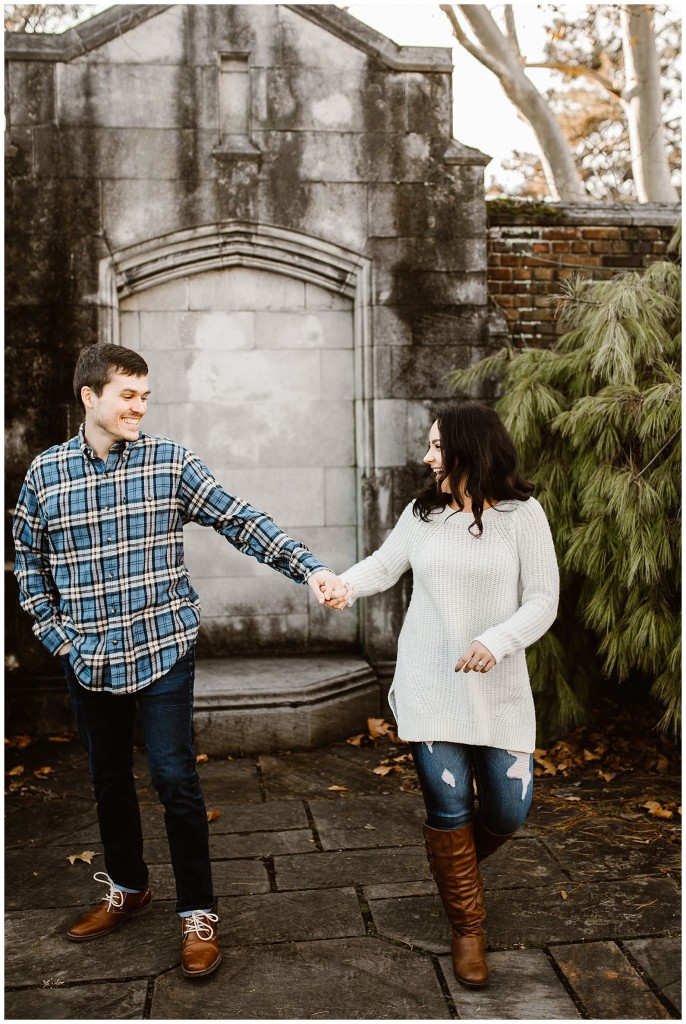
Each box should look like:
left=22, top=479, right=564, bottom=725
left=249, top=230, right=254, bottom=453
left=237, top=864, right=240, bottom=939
left=193, top=655, right=381, bottom=754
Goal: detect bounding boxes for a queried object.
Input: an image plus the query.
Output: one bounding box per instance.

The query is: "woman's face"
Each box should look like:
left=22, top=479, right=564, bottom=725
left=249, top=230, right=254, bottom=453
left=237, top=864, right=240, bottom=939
left=423, top=420, right=451, bottom=493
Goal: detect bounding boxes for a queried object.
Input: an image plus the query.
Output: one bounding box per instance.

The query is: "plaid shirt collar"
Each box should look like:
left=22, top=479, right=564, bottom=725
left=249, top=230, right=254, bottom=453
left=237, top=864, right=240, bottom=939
left=77, top=423, right=141, bottom=463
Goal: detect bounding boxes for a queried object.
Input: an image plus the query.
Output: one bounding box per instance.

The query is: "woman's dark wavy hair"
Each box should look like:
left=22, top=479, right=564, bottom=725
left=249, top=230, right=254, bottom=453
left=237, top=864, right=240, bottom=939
left=413, top=401, right=534, bottom=536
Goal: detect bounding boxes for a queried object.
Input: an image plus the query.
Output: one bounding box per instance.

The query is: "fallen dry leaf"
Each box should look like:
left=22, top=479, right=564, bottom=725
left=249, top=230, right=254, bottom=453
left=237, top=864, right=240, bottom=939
left=582, top=749, right=599, bottom=762
left=560, top=891, right=569, bottom=900
left=206, top=809, right=221, bottom=822
left=196, top=754, right=209, bottom=764
left=327, top=785, right=349, bottom=791
left=346, top=734, right=366, bottom=748
left=598, top=771, right=616, bottom=782
left=7, top=736, right=34, bottom=750
left=642, top=801, right=674, bottom=820
left=67, top=851, right=98, bottom=865
left=7, top=765, right=25, bottom=777
left=367, top=718, right=392, bottom=740
left=33, top=767, right=54, bottom=778
left=563, top=795, right=582, bottom=802
left=655, top=755, right=669, bottom=773
left=372, top=765, right=401, bottom=776
left=48, top=736, right=71, bottom=743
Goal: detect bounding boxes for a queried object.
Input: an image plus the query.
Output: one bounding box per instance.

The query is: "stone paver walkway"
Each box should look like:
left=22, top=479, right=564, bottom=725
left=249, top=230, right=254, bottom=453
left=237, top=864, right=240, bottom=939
left=4, top=732, right=681, bottom=1019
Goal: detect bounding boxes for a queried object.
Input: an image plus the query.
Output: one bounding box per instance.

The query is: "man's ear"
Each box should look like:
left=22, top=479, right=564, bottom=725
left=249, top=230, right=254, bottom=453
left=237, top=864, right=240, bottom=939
left=81, top=386, right=94, bottom=410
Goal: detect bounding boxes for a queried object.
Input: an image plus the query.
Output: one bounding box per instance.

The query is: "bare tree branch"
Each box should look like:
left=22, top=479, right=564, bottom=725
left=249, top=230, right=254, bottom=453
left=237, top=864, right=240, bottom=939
left=503, top=5, right=521, bottom=57
left=526, top=61, right=622, bottom=98
left=439, top=3, right=507, bottom=77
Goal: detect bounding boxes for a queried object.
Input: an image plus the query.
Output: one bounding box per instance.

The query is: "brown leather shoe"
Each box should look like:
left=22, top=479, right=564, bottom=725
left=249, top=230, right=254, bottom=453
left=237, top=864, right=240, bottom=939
left=181, top=912, right=221, bottom=978
left=67, top=872, right=152, bottom=942
left=423, top=822, right=488, bottom=988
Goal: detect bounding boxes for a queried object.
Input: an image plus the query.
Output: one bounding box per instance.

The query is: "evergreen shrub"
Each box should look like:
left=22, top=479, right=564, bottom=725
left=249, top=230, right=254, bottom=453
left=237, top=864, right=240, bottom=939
left=449, top=226, right=681, bottom=741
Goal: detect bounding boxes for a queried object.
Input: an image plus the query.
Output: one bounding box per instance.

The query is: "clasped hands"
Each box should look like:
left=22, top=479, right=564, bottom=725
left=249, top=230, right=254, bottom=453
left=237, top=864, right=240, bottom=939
left=307, top=570, right=351, bottom=612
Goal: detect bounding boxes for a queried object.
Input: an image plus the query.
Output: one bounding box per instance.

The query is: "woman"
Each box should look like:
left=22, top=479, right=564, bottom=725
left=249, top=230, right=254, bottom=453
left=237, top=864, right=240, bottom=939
left=327, top=401, right=559, bottom=988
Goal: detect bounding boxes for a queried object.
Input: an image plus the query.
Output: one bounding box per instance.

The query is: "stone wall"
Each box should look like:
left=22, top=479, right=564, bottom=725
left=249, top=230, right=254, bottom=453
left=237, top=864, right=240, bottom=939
left=5, top=3, right=492, bottom=677
left=487, top=201, right=680, bottom=348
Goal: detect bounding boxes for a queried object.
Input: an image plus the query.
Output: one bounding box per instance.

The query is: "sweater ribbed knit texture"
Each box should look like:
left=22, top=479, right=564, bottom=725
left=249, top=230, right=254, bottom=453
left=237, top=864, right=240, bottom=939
left=341, top=497, right=559, bottom=754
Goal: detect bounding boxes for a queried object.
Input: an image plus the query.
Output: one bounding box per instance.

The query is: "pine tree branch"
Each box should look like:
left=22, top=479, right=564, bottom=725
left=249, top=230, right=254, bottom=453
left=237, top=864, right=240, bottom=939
left=526, top=60, right=622, bottom=98
left=632, top=429, right=680, bottom=482
left=439, top=4, right=509, bottom=78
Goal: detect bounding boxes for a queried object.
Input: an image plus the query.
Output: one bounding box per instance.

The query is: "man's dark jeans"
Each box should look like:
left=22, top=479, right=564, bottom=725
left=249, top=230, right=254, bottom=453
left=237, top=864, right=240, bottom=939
left=61, top=647, right=214, bottom=914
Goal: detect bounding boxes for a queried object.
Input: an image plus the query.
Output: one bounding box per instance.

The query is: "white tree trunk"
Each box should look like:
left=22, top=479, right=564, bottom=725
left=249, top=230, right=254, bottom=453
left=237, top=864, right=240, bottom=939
left=451, top=5, right=589, bottom=201
left=621, top=5, right=678, bottom=202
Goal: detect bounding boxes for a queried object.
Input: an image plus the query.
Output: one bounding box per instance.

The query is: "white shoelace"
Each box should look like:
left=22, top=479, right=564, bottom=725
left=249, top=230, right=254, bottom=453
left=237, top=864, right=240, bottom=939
left=183, top=911, right=219, bottom=940
left=93, top=871, right=125, bottom=912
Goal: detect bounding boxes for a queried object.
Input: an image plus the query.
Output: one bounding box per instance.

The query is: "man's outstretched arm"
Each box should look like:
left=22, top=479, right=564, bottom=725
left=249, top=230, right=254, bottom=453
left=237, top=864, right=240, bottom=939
left=179, top=450, right=348, bottom=602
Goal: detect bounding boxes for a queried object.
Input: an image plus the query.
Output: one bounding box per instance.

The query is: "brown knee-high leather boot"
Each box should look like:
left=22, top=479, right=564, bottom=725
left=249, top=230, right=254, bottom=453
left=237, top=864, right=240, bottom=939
left=423, top=821, right=488, bottom=988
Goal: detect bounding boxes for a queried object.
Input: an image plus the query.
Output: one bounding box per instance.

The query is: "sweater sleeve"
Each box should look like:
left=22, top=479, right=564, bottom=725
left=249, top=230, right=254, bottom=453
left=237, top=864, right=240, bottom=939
left=473, top=498, right=559, bottom=663
left=340, top=502, right=414, bottom=603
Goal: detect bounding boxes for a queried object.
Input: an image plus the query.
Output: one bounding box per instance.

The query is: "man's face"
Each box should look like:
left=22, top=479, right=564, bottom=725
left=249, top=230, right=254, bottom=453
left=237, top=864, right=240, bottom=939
left=83, top=371, right=150, bottom=444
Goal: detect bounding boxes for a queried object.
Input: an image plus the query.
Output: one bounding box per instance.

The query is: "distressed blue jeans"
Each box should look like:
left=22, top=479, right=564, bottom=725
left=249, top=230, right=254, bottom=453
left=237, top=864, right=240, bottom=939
left=61, top=647, right=214, bottom=914
left=410, top=741, right=533, bottom=833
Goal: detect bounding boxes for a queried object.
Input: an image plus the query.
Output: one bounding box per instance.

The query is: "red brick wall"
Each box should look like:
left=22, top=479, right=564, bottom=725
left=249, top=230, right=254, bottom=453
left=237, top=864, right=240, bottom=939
left=487, top=202, right=679, bottom=348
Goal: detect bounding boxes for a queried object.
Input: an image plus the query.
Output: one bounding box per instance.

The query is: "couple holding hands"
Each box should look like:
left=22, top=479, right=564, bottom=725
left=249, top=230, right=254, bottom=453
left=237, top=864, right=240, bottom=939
left=14, top=343, right=558, bottom=987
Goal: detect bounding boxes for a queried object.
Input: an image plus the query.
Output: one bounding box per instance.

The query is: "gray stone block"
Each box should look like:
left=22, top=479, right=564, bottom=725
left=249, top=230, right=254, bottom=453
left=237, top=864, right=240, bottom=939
left=541, top=817, right=681, bottom=880
left=308, top=793, right=426, bottom=850
left=259, top=752, right=391, bottom=801
left=4, top=980, right=149, bottom=1020
left=479, top=837, right=569, bottom=890
left=440, top=948, right=581, bottom=1019
left=405, top=72, right=453, bottom=135
left=5, top=904, right=180, bottom=986
left=551, top=940, right=672, bottom=1019
left=151, top=858, right=270, bottom=900
left=150, top=937, right=450, bottom=1019
left=391, top=345, right=468, bottom=400
left=274, top=845, right=430, bottom=891
left=56, top=64, right=212, bottom=130
left=372, top=875, right=680, bottom=953
left=191, top=657, right=380, bottom=753
left=623, top=937, right=682, bottom=1014
left=75, top=4, right=187, bottom=64
left=365, top=879, right=436, bottom=900
left=34, top=127, right=221, bottom=180
left=218, top=887, right=366, bottom=946
left=8, top=62, right=55, bottom=126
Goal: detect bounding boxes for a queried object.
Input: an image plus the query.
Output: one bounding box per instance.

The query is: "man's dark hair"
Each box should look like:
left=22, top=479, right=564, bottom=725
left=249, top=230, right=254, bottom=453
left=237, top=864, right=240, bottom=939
left=73, top=344, right=149, bottom=412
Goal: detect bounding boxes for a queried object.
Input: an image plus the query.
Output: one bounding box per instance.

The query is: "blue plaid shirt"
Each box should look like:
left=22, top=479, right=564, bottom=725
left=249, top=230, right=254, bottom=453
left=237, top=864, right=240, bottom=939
left=13, top=427, right=327, bottom=694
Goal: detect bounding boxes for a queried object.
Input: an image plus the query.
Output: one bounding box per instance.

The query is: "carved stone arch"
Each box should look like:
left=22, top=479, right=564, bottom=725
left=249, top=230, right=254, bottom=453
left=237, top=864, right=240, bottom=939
left=96, top=222, right=374, bottom=480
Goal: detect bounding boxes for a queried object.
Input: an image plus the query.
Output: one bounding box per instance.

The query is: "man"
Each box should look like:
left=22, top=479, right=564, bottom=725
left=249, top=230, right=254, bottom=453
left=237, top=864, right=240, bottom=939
left=13, top=343, right=346, bottom=978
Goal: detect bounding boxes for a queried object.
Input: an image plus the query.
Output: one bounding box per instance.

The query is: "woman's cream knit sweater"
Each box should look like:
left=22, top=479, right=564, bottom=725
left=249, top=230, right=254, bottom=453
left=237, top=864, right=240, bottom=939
left=341, top=498, right=559, bottom=754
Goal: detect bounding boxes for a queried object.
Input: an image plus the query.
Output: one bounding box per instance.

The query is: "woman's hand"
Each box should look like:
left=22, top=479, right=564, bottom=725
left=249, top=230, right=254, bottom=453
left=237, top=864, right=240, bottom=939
left=455, top=642, right=496, bottom=673
left=321, top=580, right=352, bottom=611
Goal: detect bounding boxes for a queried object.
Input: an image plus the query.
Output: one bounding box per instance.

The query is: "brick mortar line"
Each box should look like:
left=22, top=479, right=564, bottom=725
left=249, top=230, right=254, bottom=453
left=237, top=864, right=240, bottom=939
left=616, top=938, right=682, bottom=1019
